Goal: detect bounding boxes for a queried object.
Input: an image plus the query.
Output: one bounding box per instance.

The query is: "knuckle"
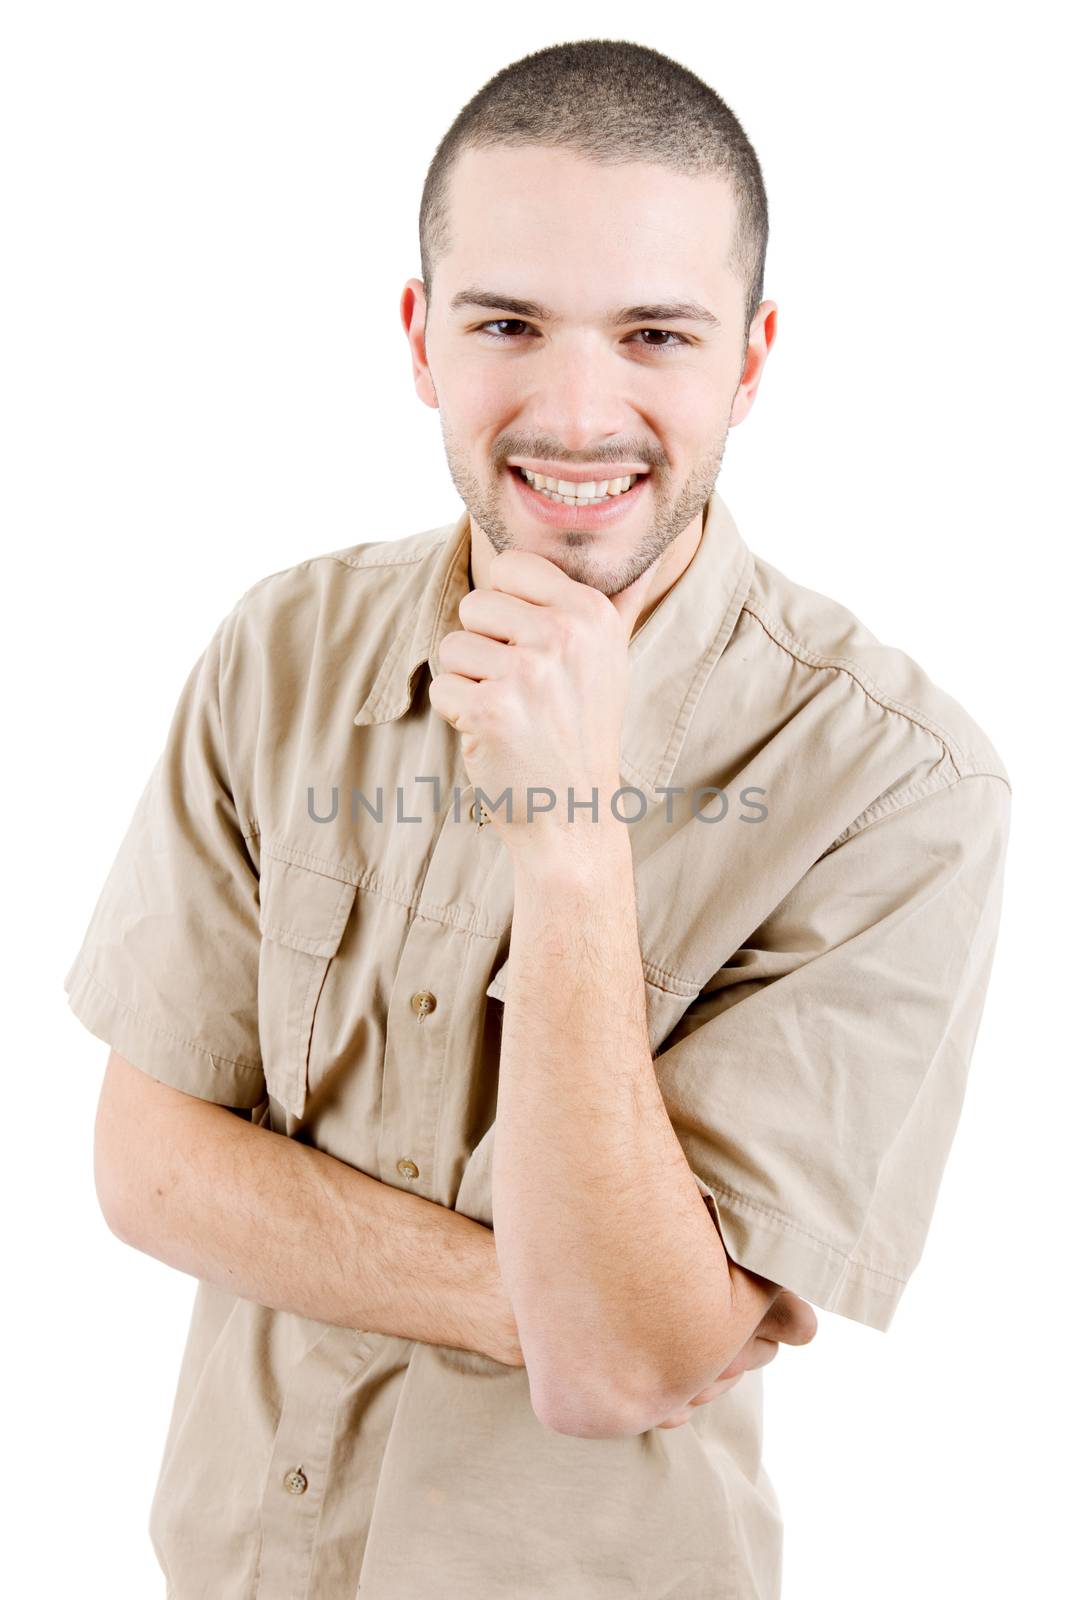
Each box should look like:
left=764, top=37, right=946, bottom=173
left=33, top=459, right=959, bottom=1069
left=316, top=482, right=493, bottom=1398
left=516, top=647, right=547, bottom=681
left=477, top=687, right=507, bottom=729
left=552, top=612, right=582, bottom=649
left=556, top=604, right=588, bottom=643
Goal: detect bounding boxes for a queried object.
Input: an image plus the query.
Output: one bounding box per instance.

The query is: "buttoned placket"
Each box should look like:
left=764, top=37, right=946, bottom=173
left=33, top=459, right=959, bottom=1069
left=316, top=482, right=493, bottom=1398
left=253, top=757, right=513, bottom=1593
left=254, top=1325, right=378, bottom=1599
left=376, top=767, right=514, bottom=1209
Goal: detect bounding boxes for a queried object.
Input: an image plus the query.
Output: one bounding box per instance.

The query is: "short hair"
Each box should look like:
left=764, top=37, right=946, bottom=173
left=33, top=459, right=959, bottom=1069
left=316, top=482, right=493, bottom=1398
left=419, top=39, right=769, bottom=341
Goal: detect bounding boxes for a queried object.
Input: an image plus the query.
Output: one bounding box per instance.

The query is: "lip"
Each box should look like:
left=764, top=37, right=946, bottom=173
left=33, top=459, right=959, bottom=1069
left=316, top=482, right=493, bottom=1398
left=507, top=465, right=650, bottom=529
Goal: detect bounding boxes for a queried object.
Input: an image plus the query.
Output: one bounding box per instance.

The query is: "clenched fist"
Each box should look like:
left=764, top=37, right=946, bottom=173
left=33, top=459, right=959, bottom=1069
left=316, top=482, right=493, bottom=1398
left=430, top=548, right=663, bottom=858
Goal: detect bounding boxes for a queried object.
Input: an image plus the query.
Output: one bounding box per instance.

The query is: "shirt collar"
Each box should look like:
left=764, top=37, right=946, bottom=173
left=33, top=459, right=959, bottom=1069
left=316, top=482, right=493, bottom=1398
left=353, top=489, right=753, bottom=805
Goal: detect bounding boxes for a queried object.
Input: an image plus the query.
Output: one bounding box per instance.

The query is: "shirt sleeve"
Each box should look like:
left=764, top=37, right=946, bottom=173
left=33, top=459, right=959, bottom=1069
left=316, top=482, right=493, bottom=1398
left=653, top=771, right=1011, bottom=1331
left=63, top=605, right=266, bottom=1109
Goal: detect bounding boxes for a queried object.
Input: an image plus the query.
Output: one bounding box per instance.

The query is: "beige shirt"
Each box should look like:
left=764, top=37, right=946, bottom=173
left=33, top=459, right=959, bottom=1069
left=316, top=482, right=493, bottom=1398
left=64, top=490, right=1011, bottom=1599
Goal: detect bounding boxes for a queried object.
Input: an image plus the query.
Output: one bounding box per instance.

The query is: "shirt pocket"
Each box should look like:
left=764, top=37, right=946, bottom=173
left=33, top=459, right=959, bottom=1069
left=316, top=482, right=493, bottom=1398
left=257, top=851, right=357, bottom=1120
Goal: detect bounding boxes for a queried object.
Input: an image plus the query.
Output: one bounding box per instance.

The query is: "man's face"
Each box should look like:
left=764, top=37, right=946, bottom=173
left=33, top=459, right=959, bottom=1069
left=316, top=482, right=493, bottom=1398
left=402, top=145, right=775, bottom=597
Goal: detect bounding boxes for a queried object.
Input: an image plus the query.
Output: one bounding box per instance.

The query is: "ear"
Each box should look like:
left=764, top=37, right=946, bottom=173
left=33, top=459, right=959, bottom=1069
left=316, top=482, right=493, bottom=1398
left=729, top=300, right=778, bottom=429
left=399, top=278, right=438, bottom=409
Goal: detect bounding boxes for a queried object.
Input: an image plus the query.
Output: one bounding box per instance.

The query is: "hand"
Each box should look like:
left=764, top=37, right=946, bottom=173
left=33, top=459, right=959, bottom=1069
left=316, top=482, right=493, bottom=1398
left=429, top=549, right=664, bottom=857
left=653, top=1289, right=818, bottom=1428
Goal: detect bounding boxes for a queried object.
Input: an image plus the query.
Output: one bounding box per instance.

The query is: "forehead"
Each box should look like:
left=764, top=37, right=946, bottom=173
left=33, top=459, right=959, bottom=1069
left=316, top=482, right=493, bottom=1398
left=440, top=145, right=740, bottom=314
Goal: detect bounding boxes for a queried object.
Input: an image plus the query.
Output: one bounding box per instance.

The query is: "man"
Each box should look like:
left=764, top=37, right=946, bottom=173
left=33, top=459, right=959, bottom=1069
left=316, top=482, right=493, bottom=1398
left=65, top=38, right=1010, bottom=1600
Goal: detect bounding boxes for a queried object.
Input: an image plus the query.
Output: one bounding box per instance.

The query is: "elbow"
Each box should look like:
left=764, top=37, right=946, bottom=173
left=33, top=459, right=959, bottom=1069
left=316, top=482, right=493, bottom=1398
left=94, top=1144, right=138, bottom=1245
left=530, top=1375, right=655, bottom=1441
left=526, top=1339, right=678, bottom=1440
left=93, top=1071, right=147, bottom=1246
left=533, top=1394, right=635, bottom=1441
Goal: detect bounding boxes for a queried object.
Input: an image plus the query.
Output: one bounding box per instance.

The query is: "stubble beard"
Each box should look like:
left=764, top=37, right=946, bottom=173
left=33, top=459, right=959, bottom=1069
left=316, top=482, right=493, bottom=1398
left=440, top=423, right=729, bottom=599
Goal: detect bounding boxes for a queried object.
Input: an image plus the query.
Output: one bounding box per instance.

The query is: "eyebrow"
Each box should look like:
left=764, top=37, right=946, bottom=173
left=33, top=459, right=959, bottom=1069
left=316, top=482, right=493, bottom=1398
left=449, top=287, right=721, bottom=329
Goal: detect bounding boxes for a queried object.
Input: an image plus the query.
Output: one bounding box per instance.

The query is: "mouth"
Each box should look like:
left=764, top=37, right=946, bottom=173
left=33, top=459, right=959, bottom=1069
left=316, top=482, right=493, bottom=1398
left=506, top=464, right=650, bottom=529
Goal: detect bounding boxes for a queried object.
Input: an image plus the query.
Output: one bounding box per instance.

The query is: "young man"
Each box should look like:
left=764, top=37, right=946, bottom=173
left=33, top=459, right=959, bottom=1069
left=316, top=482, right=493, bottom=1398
left=65, top=39, right=1011, bottom=1600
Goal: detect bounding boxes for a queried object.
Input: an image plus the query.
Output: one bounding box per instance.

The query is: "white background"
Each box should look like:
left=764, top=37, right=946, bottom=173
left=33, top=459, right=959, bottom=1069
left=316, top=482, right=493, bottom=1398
left=3, top=2, right=1061, bottom=1594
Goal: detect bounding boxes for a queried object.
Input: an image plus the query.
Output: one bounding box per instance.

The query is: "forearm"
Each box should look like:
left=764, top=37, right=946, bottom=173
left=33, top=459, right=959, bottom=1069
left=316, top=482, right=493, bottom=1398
left=98, top=1062, right=517, bottom=1363
left=491, top=824, right=732, bottom=1432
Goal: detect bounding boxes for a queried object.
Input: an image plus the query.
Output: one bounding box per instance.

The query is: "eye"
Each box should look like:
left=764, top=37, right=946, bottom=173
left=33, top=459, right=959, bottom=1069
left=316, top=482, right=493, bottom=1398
left=478, top=320, right=529, bottom=340
left=475, top=321, right=692, bottom=354
left=635, top=329, right=689, bottom=351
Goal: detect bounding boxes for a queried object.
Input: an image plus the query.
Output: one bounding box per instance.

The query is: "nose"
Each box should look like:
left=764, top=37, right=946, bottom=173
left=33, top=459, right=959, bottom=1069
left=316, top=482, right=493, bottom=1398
left=519, top=330, right=640, bottom=462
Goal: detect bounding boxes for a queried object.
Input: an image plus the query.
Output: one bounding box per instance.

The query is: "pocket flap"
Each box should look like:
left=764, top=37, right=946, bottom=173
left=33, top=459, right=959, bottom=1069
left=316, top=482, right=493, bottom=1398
left=259, top=852, right=357, bottom=958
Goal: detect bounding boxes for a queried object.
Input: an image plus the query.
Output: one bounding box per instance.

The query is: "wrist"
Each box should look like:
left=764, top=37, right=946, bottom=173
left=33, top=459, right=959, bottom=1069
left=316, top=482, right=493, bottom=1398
left=505, top=772, right=633, bottom=866
left=507, top=811, right=634, bottom=885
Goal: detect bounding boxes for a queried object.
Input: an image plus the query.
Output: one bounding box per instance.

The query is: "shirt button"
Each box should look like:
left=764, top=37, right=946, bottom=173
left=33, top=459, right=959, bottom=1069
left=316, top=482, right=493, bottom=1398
left=410, top=990, right=437, bottom=1019
left=283, top=1467, right=308, bottom=1495
left=397, top=1158, right=420, bottom=1179
left=469, top=799, right=487, bottom=826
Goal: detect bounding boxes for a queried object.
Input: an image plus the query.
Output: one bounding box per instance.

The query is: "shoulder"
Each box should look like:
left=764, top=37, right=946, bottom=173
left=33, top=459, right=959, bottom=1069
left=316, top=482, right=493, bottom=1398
left=199, top=522, right=452, bottom=752
left=739, top=552, right=1010, bottom=791
left=229, top=523, right=450, bottom=633
left=210, top=523, right=452, bottom=679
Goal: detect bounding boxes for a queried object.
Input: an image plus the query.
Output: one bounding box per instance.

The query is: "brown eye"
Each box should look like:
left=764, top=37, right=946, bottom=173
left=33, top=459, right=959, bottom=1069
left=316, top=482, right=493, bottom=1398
left=634, top=329, right=688, bottom=351
left=479, top=321, right=530, bottom=340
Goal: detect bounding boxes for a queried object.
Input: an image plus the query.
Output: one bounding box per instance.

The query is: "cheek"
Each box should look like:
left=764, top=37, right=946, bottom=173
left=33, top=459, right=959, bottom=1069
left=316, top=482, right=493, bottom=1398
left=455, top=356, right=521, bottom=408
left=663, top=395, right=734, bottom=476
left=482, top=375, right=529, bottom=434
left=669, top=377, right=729, bottom=435
left=436, top=348, right=516, bottom=422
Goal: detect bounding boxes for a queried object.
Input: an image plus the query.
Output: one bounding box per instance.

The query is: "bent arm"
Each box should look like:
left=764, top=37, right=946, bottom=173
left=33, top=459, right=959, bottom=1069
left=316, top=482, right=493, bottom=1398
left=95, top=1050, right=519, bottom=1365
left=492, top=830, right=786, bottom=1438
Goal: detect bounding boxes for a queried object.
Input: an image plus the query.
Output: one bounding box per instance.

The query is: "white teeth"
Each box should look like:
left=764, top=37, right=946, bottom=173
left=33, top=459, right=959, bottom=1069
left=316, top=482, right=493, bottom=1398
left=518, top=468, right=641, bottom=506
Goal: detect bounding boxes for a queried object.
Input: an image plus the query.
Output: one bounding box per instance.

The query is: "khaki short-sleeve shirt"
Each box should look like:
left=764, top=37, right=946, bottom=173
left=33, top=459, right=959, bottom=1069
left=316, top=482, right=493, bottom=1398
left=64, top=491, right=1011, bottom=1599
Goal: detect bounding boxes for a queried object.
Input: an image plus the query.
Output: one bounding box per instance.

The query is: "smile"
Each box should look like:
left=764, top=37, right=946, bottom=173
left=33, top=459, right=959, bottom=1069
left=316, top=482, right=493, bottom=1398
left=507, top=464, right=651, bottom=529
left=516, top=467, right=645, bottom=508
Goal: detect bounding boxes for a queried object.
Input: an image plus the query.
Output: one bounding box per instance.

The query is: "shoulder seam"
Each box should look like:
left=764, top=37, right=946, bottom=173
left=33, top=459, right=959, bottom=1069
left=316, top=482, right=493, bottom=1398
left=329, top=538, right=449, bottom=573
left=822, top=769, right=1011, bottom=857
left=230, top=537, right=450, bottom=611
left=740, top=597, right=985, bottom=778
